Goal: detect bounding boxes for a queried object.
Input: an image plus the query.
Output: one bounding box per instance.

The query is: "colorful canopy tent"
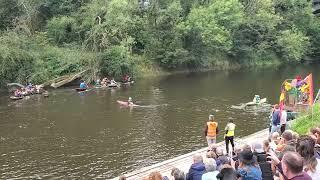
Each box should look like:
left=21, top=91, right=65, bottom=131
left=279, top=74, right=314, bottom=111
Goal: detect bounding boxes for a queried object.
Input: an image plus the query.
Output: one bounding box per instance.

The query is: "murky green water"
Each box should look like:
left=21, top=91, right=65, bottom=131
left=1, top=64, right=319, bottom=179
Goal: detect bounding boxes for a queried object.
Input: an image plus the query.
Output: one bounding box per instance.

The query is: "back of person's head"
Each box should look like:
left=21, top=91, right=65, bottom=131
left=282, top=130, right=293, bottom=142
left=239, top=150, right=256, bottom=166
left=216, top=147, right=224, bottom=156
left=229, top=119, right=234, bottom=123
left=271, top=132, right=280, bottom=141
left=193, top=153, right=203, bottom=163
left=171, top=168, right=185, bottom=180
left=279, top=145, right=296, bottom=159
left=217, top=165, right=238, bottom=180
left=296, top=135, right=315, bottom=159
left=282, top=152, right=304, bottom=174
left=251, top=141, right=264, bottom=153
left=274, top=104, right=279, bottom=109
left=263, top=139, right=270, bottom=152
left=119, top=175, right=126, bottom=180
left=148, top=171, right=162, bottom=180
left=206, top=150, right=217, bottom=159
left=242, top=144, right=251, bottom=151
left=292, top=132, right=299, bottom=141
left=204, top=158, right=217, bottom=172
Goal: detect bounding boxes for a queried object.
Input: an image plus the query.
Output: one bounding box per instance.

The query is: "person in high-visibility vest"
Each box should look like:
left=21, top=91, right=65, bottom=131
left=204, top=114, right=219, bottom=146
left=225, top=119, right=236, bottom=155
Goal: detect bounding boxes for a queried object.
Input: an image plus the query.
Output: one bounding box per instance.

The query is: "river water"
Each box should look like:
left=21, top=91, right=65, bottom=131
left=1, top=64, right=319, bottom=179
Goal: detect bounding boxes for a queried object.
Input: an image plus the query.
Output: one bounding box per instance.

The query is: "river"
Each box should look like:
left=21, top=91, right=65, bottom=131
left=1, top=64, right=319, bottom=179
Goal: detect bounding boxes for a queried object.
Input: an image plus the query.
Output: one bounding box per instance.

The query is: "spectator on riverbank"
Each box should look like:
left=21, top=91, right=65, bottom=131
left=280, top=109, right=287, bottom=134
left=204, top=114, right=218, bottom=146
left=296, top=135, right=320, bottom=179
left=216, top=164, right=238, bottom=180
left=119, top=175, right=126, bottom=180
left=270, top=132, right=280, bottom=151
left=202, top=158, right=219, bottom=180
left=268, top=151, right=312, bottom=180
left=186, top=154, right=206, bottom=180
left=276, top=130, right=294, bottom=152
left=166, top=168, right=185, bottom=180
left=147, top=171, right=163, bottom=180
left=237, top=150, right=262, bottom=180
left=251, top=141, right=274, bottom=180
left=270, top=104, right=281, bottom=137
left=224, top=119, right=236, bottom=155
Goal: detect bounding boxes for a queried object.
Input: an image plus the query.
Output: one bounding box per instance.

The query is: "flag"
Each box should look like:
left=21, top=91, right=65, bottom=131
left=305, top=73, right=314, bottom=106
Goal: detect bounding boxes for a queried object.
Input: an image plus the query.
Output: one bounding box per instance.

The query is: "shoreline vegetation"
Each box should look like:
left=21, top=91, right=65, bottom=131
left=1, top=0, right=320, bottom=87
left=292, top=104, right=320, bottom=134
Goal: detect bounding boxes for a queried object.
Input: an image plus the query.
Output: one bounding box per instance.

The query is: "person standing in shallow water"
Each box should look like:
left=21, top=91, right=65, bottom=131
left=225, top=119, right=236, bottom=155
left=204, top=114, right=218, bottom=146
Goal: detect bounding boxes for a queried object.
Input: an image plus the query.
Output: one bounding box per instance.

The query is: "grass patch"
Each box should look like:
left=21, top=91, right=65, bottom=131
left=291, top=104, right=320, bottom=134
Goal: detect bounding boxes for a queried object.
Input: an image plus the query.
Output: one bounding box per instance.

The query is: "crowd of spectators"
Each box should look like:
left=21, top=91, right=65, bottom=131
left=119, top=114, right=320, bottom=180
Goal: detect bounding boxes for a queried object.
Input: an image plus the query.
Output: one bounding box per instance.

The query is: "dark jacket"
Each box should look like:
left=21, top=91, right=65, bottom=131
left=254, top=152, right=274, bottom=180
left=186, top=162, right=206, bottom=180
left=272, top=110, right=280, bottom=125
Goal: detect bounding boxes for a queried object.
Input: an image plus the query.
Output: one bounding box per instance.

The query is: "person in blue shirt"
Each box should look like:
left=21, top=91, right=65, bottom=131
left=80, top=80, right=88, bottom=89
left=237, top=150, right=262, bottom=180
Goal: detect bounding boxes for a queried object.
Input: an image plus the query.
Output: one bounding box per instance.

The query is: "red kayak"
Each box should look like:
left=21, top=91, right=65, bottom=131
left=75, top=88, right=87, bottom=92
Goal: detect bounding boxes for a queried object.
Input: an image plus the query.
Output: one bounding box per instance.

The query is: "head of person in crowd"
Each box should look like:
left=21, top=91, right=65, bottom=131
left=204, top=158, right=217, bottom=172
left=279, top=145, right=296, bottom=160
left=148, top=171, right=162, bottom=180
left=170, top=168, right=185, bottom=180
left=251, top=141, right=264, bottom=153
left=119, top=175, right=126, bottom=180
left=206, top=150, right=217, bottom=159
left=208, top=143, right=218, bottom=152
left=238, top=150, right=258, bottom=167
left=216, top=147, right=224, bottom=157
left=263, top=139, right=271, bottom=153
left=216, top=164, right=238, bottom=180
left=281, top=152, right=307, bottom=179
left=271, top=132, right=280, bottom=143
left=242, top=144, right=252, bottom=152
left=193, top=153, right=203, bottom=164
left=274, top=104, right=279, bottom=110
left=296, top=136, right=318, bottom=173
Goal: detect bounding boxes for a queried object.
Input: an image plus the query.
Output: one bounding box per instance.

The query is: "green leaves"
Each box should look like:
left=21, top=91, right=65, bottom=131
left=184, top=0, right=244, bottom=51
left=276, top=28, right=310, bottom=61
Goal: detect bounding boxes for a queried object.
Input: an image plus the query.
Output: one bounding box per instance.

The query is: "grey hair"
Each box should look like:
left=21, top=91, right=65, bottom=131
left=209, top=115, right=214, bottom=121
left=204, top=158, right=217, bottom=172
left=193, top=154, right=203, bottom=163
left=251, top=141, right=264, bottom=153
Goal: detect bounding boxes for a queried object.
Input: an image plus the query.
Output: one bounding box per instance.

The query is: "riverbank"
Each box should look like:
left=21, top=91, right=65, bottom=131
left=112, top=129, right=269, bottom=179
left=291, top=104, right=320, bottom=134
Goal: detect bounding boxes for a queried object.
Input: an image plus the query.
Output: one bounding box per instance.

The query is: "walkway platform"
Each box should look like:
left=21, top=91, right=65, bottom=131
left=113, top=129, right=269, bottom=180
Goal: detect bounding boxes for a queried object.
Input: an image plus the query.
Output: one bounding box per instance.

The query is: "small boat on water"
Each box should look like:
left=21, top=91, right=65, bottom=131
left=108, top=83, right=120, bottom=88
left=245, top=98, right=267, bottom=106
left=117, top=100, right=139, bottom=107
left=75, top=88, right=87, bottom=92
left=10, top=96, right=23, bottom=101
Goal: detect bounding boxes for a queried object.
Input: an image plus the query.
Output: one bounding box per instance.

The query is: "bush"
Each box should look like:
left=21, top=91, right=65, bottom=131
left=98, top=45, right=135, bottom=78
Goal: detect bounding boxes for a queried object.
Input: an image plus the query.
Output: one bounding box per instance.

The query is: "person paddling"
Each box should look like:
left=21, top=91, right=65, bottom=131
left=128, top=97, right=134, bottom=106
left=80, top=80, right=88, bottom=89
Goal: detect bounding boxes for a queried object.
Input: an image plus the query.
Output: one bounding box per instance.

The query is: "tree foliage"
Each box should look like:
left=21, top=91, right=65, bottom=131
left=0, top=0, right=319, bottom=85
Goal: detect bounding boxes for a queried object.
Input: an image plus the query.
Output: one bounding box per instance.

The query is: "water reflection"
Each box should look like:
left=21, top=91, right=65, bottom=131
left=0, top=64, right=319, bottom=179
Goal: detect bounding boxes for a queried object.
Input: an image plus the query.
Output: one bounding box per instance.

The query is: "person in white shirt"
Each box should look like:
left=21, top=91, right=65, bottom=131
left=280, top=110, right=287, bottom=134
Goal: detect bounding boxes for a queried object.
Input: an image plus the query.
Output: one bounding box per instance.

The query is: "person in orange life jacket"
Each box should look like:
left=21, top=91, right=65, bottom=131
left=204, top=114, right=219, bottom=146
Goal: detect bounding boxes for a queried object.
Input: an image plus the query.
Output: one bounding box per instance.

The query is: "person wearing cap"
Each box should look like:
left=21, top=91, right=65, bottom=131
left=224, top=119, right=236, bottom=155
left=237, top=150, right=262, bottom=180
left=204, top=114, right=218, bottom=146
